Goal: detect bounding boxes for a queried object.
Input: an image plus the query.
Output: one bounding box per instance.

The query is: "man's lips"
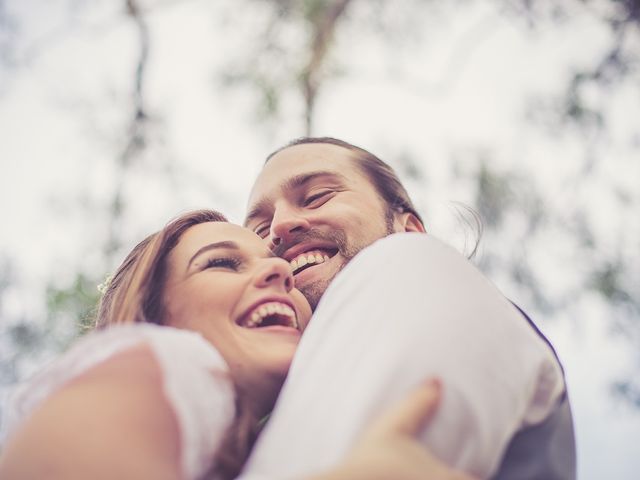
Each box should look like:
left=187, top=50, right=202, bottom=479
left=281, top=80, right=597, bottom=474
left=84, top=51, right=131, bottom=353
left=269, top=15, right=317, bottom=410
left=279, top=242, right=339, bottom=275
left=236, top=298, right=299, bottom=329
left=280, top=241, right=338, bottom=261
left=289, top=250, right=331, bottom=275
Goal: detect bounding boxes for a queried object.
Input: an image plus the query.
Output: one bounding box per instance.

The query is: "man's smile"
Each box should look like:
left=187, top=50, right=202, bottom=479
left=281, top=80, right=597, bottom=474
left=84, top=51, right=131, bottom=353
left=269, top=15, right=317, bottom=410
left=289, top=249, right=337, bottom=276
left=276, top=239, right=340, bottom=276
left=292, top=253, right=340, bottom=287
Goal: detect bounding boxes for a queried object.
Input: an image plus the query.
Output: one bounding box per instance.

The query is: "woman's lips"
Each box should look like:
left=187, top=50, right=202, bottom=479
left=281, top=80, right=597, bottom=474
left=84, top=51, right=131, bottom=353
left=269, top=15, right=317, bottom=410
left=237, top=300, right=298, bottom=329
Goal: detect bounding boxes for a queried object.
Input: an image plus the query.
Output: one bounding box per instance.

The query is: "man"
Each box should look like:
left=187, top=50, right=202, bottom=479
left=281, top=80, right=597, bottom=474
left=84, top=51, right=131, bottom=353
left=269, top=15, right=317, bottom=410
left=241, top=137, right=576, bottom=479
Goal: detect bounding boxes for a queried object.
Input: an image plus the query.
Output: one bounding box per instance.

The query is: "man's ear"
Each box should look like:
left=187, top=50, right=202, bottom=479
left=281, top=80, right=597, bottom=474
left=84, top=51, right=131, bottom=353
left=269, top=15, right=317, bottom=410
left=397, top=212, right=427, bottom=233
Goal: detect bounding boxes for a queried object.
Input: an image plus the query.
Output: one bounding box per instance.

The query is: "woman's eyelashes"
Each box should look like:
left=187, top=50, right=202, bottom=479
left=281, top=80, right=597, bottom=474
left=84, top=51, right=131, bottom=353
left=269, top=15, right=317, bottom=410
left=203, top=256, right=243, bottom=271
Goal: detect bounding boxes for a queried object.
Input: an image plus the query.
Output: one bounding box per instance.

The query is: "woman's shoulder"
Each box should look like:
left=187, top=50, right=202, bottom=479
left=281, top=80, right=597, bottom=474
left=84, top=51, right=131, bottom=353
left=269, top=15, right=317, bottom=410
left=7, top=324, right=226, bottom=415
left=80, top=322, right=228, bottom=368
left=4, top=324, right=235, bottom=479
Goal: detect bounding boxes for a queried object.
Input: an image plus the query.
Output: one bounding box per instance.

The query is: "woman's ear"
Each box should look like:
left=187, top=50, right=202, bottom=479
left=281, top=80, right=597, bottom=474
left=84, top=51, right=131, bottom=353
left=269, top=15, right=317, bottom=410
left=397, top=212, right=427, bottom=233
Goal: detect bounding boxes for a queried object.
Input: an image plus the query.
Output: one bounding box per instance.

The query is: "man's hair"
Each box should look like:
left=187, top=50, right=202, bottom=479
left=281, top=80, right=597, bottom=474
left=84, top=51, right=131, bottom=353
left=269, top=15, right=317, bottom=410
left=266, top=137, right=424, bottom=227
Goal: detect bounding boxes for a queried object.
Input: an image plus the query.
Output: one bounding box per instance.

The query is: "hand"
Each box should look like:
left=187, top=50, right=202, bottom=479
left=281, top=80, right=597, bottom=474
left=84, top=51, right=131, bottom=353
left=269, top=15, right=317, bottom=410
left=317, top=379, right=476, bottom=480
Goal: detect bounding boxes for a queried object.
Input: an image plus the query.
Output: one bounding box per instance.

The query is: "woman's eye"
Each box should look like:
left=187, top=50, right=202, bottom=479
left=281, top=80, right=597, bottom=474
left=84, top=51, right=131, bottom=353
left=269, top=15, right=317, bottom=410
left=204, top=257, right=241, bottom=271
left=303, top=190, right=332, bottom=207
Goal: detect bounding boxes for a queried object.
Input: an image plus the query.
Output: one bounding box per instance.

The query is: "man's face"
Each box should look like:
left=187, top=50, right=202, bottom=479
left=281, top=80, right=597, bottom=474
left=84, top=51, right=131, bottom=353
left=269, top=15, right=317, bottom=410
left=245, top=143, right=399, bottom=310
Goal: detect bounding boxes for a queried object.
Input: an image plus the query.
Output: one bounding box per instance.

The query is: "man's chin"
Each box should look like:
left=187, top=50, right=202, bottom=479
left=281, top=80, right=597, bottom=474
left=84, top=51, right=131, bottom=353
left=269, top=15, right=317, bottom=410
left=295, top=256, right=347, bottom=311
left=299, top=280, right=330, bottom=312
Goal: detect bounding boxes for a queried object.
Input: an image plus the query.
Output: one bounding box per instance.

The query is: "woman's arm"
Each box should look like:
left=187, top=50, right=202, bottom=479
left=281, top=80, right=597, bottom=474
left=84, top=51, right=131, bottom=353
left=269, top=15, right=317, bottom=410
left=0, top=345, right=182, bottom=480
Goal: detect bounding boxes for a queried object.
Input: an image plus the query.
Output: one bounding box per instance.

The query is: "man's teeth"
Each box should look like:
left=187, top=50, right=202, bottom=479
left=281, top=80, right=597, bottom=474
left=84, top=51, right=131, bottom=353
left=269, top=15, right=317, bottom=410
left=245, top=302, right=298, bottom=328
left=290, top=251, right=331, bottom=273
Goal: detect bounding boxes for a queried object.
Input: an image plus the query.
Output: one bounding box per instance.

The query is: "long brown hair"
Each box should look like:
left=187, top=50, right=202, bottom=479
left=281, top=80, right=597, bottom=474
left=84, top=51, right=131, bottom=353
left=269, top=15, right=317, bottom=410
left=95, top=209, right=261, bottom=479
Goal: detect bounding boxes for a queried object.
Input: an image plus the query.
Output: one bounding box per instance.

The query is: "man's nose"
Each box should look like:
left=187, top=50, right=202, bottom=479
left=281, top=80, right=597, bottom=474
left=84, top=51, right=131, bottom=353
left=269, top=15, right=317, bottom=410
left=254, top=258, right=293, bottom=292
left=269, top=205, right=310, bottom=247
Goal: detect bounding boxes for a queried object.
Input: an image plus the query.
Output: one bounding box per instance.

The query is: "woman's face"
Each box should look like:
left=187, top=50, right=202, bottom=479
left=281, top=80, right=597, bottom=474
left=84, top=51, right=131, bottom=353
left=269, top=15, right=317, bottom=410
left=163, top=221, right=312, bottom=395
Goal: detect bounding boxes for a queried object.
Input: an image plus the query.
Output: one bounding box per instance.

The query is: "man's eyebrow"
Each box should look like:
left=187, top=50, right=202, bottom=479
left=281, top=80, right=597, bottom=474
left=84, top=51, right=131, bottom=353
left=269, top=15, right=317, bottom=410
left=283, top=170, right=348, bottom=191
left=187, top=241, right=239, bottom=269
left=245, top=171, right=347, bottom=226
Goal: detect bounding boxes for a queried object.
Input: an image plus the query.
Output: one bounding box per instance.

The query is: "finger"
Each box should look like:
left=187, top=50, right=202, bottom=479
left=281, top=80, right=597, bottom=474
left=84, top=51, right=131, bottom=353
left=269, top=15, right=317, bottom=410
left=374, top=378, right=442, bottom=436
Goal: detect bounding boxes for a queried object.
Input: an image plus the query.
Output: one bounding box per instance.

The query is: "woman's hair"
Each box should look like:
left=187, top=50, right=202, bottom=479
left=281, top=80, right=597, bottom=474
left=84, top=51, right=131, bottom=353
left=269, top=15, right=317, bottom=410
left=95, top=209, right=227, bottom=329
left=95, top=209, right=261, bottom=479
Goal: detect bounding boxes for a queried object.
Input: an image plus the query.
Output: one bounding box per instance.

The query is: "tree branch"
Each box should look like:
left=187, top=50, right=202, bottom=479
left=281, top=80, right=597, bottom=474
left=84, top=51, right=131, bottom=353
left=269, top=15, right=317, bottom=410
left=301, top=0, right=353, bottom=135
left=105, top=0, right=151, bottom=258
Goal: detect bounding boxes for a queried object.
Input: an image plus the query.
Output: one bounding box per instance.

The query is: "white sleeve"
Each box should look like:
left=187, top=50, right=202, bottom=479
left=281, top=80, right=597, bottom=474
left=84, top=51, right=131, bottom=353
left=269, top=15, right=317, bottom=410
left=3, top=324, right=235, bottom=480
left=241, top=233, right=565, bottom=479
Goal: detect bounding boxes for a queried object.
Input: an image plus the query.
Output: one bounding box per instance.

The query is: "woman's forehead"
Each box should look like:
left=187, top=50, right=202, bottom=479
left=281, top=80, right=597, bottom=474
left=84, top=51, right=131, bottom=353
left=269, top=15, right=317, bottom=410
left=178, top=221, right=267, bottom=254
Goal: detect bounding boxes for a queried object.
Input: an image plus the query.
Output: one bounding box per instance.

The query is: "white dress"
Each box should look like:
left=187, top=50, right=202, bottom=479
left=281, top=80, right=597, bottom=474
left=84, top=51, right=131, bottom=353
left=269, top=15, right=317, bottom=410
left=3, top=323, right=236, bottom=480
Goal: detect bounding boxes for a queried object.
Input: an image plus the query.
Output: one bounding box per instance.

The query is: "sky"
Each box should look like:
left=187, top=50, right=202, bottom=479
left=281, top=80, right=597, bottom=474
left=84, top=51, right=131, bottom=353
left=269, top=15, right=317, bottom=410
left=1, top=0, right=639, bottom=477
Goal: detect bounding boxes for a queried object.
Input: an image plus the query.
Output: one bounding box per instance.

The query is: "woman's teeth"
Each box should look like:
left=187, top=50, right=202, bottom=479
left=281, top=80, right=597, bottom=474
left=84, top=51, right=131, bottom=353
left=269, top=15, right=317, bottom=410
left=290, top=251, right=331, bottom=274
left=244, top=302, right=298, bottom=329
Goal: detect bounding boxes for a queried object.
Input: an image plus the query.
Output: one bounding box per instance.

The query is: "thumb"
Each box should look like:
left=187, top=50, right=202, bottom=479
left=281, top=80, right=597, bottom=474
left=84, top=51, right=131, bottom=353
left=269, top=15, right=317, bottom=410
left=372, top=378, right=442, bottom=437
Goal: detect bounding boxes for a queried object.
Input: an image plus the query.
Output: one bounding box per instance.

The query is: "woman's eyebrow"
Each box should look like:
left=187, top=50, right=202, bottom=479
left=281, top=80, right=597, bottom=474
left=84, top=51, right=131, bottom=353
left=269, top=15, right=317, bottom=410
left=187, top=241, right=239, bottom=269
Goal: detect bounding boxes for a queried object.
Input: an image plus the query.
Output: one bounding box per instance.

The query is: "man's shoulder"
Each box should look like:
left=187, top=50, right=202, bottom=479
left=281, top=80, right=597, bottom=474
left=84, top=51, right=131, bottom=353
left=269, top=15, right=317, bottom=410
left=359, top=232, right=460, bottom=264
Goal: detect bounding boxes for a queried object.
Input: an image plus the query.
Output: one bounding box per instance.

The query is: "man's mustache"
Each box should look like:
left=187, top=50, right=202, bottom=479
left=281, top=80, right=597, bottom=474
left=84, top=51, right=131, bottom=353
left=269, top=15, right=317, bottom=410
left=272, top=228, right=347, bottom=258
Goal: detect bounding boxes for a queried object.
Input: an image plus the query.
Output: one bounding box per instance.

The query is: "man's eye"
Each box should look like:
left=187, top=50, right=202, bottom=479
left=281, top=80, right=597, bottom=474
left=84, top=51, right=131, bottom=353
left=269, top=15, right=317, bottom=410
left=303, top=190, right=332, bottom=207
left=254, top=224, right=270, bottom=239
left=204, top=257, right=241, bottom=270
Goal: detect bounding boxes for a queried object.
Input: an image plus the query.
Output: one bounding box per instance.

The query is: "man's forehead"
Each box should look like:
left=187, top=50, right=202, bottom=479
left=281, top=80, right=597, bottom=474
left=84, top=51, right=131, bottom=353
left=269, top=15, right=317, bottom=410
left=262, top=143, right=359, bottom=183
left=245, top=144, right=364, bottom=218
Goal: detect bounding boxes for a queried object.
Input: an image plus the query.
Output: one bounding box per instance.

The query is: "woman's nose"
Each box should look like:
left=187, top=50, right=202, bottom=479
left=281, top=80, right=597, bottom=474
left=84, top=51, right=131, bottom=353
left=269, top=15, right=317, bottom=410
left=254, top=258, right=293, bottom=292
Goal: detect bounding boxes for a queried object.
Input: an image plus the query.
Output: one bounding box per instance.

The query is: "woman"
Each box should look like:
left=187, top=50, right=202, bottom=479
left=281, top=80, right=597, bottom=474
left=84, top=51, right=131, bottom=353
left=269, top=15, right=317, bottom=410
left=0, top=209, right=472, bottom=480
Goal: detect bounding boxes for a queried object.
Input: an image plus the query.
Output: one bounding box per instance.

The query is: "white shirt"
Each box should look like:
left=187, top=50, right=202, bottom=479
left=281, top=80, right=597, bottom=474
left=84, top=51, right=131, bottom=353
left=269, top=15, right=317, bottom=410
left=242, top=233, right=566, bottom=479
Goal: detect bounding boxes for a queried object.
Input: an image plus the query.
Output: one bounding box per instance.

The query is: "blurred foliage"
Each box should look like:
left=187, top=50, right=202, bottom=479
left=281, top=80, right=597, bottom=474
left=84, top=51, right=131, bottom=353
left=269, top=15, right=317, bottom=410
left=613, top=380, right=640, bottom=408
left=223, top=0, right=640, bottom=141
left=0, top=265, right=101, bottom=388
left=523, top=0, right=640, bottom=144
left=475, top=162, right=515, bottom=229
left=218, top=0, right=356, bottom=133
left=46, top=273, right=101, bottom=334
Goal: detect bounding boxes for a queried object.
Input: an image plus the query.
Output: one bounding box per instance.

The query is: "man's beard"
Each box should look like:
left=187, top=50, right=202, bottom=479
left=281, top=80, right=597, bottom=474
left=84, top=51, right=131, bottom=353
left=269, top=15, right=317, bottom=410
left=384, top=206, right=397, bottom=236
left=273, top=208, right=397, bottom=310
